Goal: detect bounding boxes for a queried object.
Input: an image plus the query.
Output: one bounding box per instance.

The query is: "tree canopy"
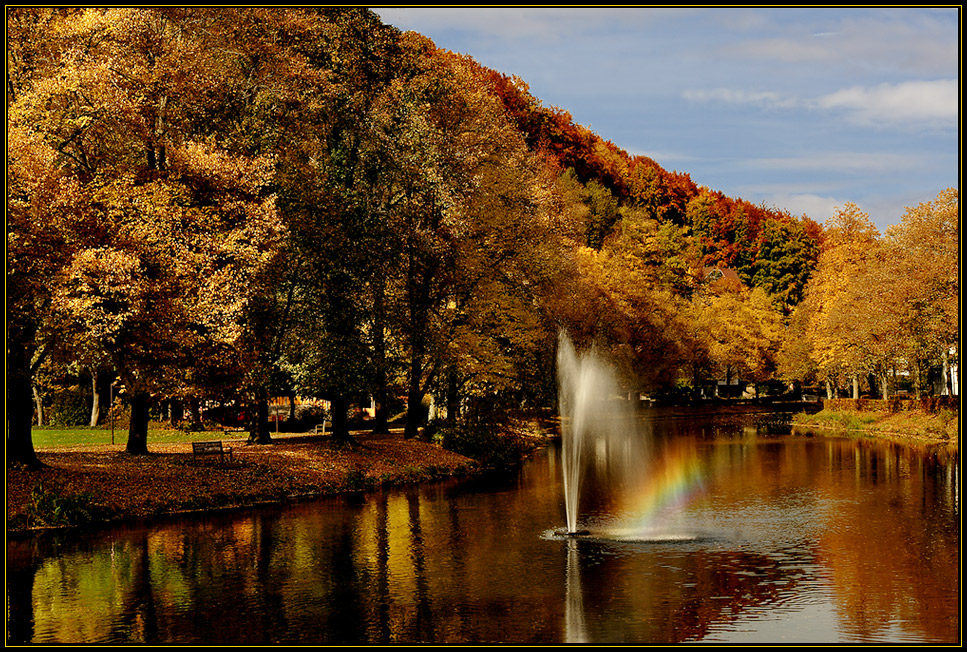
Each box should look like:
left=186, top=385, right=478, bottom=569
left=7, top=8, right=956, bottom=465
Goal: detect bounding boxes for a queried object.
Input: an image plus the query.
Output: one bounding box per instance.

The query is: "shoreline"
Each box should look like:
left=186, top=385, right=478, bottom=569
left=8, top=402, right=955, bottom=536
left=791, top=407, right=959, bottom=448
left=6, top=430, right=485, bottom=536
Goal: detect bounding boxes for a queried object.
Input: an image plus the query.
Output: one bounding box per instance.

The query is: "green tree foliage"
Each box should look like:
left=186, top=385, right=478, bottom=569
left=751, top=216, right=820, bottom=313
left=583, top=179, right=621, bottom=249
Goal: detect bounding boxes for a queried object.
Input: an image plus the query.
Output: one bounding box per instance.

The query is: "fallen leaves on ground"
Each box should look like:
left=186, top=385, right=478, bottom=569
left=7, top=432, right=476, bottom=531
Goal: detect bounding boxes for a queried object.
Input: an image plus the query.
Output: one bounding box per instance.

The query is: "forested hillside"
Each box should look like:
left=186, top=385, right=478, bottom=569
left=7, top=8, right=958, bottom=466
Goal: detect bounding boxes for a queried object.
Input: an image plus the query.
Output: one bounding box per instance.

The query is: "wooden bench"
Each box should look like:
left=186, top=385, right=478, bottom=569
left=192, top=440, right=234, bottom=463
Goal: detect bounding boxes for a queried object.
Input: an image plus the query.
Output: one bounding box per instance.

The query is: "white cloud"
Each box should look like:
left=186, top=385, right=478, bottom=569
left=747, top=151, right=922, bottom=174
left=816, top=80, right=958, bottom=126
left=683, top=80, right=957, bottom=129
left=373, top=7, right=686, bottom=43
left=681, top=88, right=798, bottom=109
left=726, top=37, right=835, bottom=64
left=720, top=11, right=959, bottom=76
left=759, top=193, right=842, bottom=222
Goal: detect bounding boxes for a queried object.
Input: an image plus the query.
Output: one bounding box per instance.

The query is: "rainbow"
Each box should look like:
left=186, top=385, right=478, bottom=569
left=614, top=440, right=706, bottom=535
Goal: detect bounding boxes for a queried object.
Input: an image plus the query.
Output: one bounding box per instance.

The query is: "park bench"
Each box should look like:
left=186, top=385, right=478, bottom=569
left=192, top=440, right=234, bottom=463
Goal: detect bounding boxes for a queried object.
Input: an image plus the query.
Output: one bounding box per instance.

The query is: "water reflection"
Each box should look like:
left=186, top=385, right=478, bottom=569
left=565, top=539, right=587, bottom=643
left=7, top=415, right=959, bottom=644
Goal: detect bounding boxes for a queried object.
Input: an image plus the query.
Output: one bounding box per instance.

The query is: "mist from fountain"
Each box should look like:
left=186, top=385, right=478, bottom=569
left=557, top=331, right=646, bottom=535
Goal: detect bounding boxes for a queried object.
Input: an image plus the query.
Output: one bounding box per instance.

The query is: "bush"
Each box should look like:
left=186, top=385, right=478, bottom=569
left=435, top=422, right=535, bottom=470
left=47, top=389, right=90, bottom=427
left=27, top=483, right=102, bottom=527
left=826, top=397, right=959, bottom=414
left=650, top=382, right=701, bottom=406
left=290, top=404, right=330, bottom=431
left=343, top=467, right=374, bottom=492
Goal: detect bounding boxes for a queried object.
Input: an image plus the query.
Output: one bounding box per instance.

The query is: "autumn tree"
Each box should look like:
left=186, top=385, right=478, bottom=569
left=8, top=9, right=285, bottom=456
left=883, top=188, right=959, bottom=396
left=352, top=37, right=567, bottom=438
left=627, top=156, right=697, bottom=226
left=686, top=281, right=784, bottom=395
left=790, top=203, right=884, bottom=398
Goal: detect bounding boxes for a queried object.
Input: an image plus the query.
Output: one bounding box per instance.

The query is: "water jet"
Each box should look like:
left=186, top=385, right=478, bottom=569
left=556, top=331, right=646, bottom=536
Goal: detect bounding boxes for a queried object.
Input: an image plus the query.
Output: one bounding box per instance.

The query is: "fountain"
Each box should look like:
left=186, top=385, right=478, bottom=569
left=556, top=331, right=647, bottom=536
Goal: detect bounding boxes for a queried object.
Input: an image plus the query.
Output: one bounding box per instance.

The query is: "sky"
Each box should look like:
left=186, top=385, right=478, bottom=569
left=372, top=7, right=959, bottom=232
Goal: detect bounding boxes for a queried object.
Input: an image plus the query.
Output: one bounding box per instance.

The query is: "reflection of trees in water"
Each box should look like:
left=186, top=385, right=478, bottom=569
left=572, top=543, right=808, bottom=643
left=6, top=430, right=958, bottom=644
left=109, top=532, right=158, bottom=642
left=252, top=512, right=288, bottom=642
left=818, top=439, right=960, bottom=643
left=373, top=493, right=391, bottom=642
left=6, top=542, right=39, bottom=644
left=407, top=492, right=435, bottom=642
left=324, top=523, right=367, bottom=642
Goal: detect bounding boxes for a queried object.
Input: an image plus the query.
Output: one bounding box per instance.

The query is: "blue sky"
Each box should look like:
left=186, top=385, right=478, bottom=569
left=372, top=7, right=959, bottom=232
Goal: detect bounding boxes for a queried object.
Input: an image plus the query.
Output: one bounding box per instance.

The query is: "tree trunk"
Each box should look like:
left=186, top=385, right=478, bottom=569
left=851, top=376, right=859, bottom=400
left=89, top=371, right=101, bottom=427
left=126, top=392, right=150, bottom=455
left=404, top=356, right=424, bottom=439
left=32, top=384, right=45, bottom=428
left=825, top=379, right=834, bottom=400
left=8, top=338, right=41, bottom=467
left=372, top=386, right=390, bottom=435
left=187, top=397, right=202, bottom=429
left=330, top=394, right=352, bottom=442
left=169, top=399, right=184, bottom=426
left=252, top=394, right=272, bottom=444
left=942, top=349, right=952, bottom=396
left=446, top=368, right=459, bottom=426
left=880, top=373, right=889, bottom=400
left=371, top=275, right=391, bottom=435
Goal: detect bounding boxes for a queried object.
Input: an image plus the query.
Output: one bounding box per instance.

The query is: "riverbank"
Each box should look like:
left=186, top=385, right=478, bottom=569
left=792, top=407, right=959, bottom=446
left=7, top=431, right=491, bottom=535
left=9, top=401, right=944, bottom=534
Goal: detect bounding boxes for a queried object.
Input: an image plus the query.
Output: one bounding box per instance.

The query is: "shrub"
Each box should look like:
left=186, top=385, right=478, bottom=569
left=47, top=389, right=90, bottom=427
left=343, top=467, right=373, bottom=492
left=290, top=404, right=330, bottom=431
left=435, top=422, right=535, bottom=470
left=27, top=483, right=102, bottom=527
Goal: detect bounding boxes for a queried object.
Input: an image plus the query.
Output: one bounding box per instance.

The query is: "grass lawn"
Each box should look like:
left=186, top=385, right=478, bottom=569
left=30, top=426, right=247, bottom=448
left=792, top=408, right=958, bottom=443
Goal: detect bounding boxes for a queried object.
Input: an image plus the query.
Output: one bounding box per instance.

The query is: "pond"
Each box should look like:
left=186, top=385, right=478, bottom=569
left=6, top=413, right=960, bottom=644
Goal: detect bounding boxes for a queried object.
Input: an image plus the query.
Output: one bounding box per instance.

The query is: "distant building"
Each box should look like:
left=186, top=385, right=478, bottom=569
left=702, top=266, right=742, bottom=285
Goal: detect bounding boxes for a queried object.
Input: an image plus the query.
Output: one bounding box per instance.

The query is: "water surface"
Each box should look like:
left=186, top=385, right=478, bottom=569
left=7, top=414, right=960, bottom=644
